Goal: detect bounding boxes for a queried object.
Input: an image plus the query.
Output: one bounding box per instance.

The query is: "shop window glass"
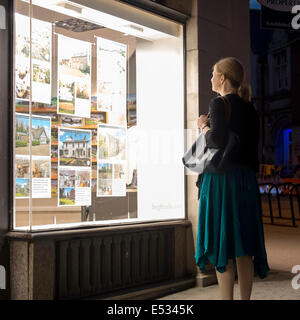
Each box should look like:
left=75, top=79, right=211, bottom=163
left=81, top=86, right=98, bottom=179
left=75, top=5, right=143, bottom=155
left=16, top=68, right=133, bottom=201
left=13, top=0, right=185, bottom=230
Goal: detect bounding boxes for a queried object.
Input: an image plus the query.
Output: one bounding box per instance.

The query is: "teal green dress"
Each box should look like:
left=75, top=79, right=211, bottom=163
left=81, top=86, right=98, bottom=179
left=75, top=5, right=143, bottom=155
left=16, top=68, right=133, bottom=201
left=195, top=163, right=270, bottom=278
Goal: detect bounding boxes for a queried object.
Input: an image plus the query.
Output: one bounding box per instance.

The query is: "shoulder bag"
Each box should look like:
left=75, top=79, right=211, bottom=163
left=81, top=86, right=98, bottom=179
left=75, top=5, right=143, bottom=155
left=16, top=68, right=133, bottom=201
left=182, top=95, right=240, bottom=175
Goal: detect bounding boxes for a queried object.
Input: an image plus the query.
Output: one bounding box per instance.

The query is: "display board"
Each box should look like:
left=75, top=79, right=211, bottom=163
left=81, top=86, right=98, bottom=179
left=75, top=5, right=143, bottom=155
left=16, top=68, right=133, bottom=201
left=14, top=13, right=129, bottom=206
left=97, top=37, right=127, bottom=127
left=15, top=113, right=52, bottom=199
left=15, top=13, right=52, bottom=104
left=97, top=124, right=127, bottom=197
left=57, top=35, right=91, bottom=118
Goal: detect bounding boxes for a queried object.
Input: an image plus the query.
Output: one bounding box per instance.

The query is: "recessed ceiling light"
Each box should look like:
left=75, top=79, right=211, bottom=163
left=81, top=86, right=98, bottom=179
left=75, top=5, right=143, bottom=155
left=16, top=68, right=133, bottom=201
left=56, top=1, right=82, bottom=14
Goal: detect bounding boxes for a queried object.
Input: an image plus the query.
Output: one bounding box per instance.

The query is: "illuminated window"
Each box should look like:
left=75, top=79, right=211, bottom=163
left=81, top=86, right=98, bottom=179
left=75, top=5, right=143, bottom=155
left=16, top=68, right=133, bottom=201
left=13, top=0, right=185, bottom=230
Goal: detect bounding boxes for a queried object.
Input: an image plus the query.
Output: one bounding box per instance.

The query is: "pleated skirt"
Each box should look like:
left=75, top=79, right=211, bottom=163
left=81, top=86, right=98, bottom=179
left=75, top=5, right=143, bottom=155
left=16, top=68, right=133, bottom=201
left=195, top=163, right=270, bottom=279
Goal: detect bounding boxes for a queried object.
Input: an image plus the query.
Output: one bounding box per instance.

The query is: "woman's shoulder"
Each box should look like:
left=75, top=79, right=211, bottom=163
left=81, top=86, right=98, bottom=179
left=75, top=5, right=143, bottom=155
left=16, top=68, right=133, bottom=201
left=209, top=96, right=229, bottom=118
left=209, top=96, right=226, bottom=110
left=209, top=96, right=225, bottom=105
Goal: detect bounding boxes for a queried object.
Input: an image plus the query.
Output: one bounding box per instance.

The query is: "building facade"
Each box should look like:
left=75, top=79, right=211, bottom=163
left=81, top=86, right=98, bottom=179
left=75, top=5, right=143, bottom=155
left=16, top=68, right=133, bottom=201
left=61, top=138, right=90, bottom=159
left=250, top=8, right=300, bottom=180
left=0, top=0, right=251, bottom=300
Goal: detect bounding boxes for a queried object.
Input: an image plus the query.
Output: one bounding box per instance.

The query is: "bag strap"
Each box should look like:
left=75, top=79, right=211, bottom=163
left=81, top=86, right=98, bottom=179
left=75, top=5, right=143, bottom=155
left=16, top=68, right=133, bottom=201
left=220, top=95, right=241, bottom=144
left=220, top=96, right=231, bottom=123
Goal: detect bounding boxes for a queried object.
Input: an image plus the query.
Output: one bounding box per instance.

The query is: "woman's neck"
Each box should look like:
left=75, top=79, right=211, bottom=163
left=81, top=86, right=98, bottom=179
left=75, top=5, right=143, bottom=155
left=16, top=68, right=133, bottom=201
left=219, top=85, right=238, bottom=96
left=219, top=90, right=237, bottom=96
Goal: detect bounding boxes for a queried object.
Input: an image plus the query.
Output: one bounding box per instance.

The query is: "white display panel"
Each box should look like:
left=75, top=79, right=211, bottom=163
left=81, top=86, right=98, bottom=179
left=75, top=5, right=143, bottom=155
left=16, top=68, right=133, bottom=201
left=97, top=123, right=127, bottom=197
left=15, top=113, right=52, bottom=199
left=58, top=127, right=92, bottom=206
left=57, top=35, right=92, bottom=118
left=97, top=37, right=127, bottom=127
left=15, top=13, right=52, bottom=105
left=136, top=36, right=185, bottom=221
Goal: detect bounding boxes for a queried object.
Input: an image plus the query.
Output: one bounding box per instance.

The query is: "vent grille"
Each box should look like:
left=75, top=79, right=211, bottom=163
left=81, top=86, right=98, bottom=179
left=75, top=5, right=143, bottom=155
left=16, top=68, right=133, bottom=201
left=56, top=229, right=173, bottom=299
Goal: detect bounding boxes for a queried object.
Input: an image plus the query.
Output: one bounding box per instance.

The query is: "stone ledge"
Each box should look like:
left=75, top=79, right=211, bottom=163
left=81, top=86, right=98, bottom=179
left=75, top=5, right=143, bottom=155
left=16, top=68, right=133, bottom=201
left=6, top=219, right=192, bottom=241
left=82, top=278, right=196, bottom=300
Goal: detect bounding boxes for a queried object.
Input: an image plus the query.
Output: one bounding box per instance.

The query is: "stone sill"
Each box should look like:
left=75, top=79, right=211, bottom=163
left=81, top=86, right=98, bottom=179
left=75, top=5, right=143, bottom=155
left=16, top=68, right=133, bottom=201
left=6, top=219, right=192, bottom=241
left=81, top=277, right=196, bottom=300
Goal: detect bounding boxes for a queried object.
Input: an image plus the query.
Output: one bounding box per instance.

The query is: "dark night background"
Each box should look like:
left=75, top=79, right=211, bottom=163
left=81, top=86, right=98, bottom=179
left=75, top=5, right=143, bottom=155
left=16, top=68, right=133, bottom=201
left=249, top=0, right=300, bottom=183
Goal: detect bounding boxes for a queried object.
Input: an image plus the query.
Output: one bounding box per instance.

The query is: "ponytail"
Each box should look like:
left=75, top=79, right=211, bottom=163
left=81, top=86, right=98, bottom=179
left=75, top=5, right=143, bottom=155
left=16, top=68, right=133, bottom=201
left=238, top=83, right=252, bottom=102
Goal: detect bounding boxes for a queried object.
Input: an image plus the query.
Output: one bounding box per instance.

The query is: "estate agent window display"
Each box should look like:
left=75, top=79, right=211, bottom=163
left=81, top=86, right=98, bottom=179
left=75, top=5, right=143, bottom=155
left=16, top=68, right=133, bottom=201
left=13, top=0, right=185, bottom=230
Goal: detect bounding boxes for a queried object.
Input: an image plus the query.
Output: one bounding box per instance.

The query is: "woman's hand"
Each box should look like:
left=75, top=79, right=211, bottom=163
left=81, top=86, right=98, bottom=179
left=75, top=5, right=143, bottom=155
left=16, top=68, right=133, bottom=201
left=198, top=115, right=209, bottom=129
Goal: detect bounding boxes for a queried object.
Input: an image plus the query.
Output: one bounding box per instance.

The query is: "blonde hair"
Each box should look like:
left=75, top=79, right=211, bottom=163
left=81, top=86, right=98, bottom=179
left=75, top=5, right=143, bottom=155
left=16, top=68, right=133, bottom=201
left=213, top=57, right=252, bottom=102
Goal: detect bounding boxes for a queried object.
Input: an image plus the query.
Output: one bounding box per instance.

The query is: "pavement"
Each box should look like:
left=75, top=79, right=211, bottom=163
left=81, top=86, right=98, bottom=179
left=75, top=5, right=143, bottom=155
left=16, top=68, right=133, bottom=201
left=158, top=222, right=300, bottom=300
left=158, top=270, right=299, bottom=300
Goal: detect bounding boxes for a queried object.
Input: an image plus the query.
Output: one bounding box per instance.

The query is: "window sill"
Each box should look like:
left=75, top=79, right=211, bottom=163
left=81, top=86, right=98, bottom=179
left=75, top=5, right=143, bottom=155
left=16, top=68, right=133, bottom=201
left=6, top=218, right=190, bottom=240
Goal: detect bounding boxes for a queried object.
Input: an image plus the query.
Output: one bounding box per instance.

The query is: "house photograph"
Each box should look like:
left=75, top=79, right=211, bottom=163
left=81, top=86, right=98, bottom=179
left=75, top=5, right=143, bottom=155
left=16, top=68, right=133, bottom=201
left=114, top=163, right=125, bottom=179
left=33, top=64, right=50, bottom=85
left=59, top=128, right=91, bottom=167
left=31, top=116, right=51, bottom=156
left=59, top=187, right=75, bottom=205
left=15, top=157, right=30, bottom=179
left=60, top=115, right=83, bottom=127
left=97, top=178, right=112, bottom=196
left=76, top=170, right=90, bottom=188
left=15, top=61, right=30, bottom=100
left=32, top=159, right=51, bottom=178
left=15, top=178, right=29, bottom=198
left=16, top=114, right=51, bottom=156
left=97, top=162, right=113, bottom=196
left=98, top=125, right=126, bottom=161
left=58, top=79, right=75, bottom=115
left=59, top=169, right=75, bottom=188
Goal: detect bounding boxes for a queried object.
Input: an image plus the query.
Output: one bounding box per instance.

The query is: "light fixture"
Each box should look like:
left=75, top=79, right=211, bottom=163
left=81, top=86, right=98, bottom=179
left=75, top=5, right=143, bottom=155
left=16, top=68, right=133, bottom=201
left=123, top=25, right=144, bottom=33
left=56, top=1, right=83, bottom=14
left=31, top=0, right=173, bottom=40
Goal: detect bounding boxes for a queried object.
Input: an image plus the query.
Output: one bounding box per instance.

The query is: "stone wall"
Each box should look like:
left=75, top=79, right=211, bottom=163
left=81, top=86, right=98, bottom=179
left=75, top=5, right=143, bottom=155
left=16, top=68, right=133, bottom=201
left=8, top=221, right=196, bottom=300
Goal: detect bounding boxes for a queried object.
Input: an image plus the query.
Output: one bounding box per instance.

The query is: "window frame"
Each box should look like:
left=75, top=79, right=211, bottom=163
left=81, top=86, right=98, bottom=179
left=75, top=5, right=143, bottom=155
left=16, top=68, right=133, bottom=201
left=10, top=0, right=189, bottom=232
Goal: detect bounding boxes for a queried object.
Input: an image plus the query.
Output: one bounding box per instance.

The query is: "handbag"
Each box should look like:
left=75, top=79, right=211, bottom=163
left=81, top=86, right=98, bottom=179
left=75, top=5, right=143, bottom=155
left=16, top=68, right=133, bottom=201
left=182, top=95, right=240, bottom=175
left=181, top=128, right=218, bottom=174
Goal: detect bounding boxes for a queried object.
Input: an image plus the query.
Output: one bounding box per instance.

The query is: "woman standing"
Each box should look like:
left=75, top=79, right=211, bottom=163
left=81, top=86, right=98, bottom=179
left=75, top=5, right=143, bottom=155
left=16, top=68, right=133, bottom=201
left=195, top=57, right=270, bottom=300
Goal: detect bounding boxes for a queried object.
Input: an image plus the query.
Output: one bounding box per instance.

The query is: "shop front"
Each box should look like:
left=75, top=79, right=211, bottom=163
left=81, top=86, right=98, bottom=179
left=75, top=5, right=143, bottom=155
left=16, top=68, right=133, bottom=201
left=0, top=0, right=195, bottom=299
